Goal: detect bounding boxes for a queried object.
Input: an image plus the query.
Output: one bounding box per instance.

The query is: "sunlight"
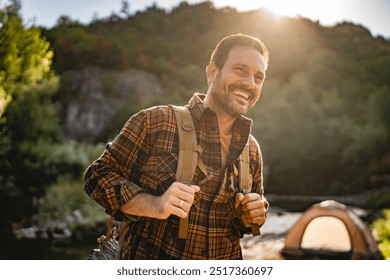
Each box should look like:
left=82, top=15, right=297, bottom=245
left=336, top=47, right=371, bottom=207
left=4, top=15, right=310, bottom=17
left=216, top=0, right=348, bottom=26
left=265, top=0, right=345, bottom=25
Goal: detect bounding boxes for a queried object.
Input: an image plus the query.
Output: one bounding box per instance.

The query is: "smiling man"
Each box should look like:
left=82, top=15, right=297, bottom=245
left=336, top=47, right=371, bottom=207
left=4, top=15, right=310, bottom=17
left=84, top=33, right=269, bottom=259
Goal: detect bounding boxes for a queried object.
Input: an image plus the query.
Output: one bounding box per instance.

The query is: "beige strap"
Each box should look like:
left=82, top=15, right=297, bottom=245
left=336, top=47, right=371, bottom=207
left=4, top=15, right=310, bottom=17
left=239, top=143, right=250, bottom=191
left=239, top=143, right=261, bottom=236
left=169, top=105, right=198, bottom=239
left=172, top=106, right=198, bottom=183
left=97, top=216, right=115, bottom=244
left=105, top=216, right=115, bottom=240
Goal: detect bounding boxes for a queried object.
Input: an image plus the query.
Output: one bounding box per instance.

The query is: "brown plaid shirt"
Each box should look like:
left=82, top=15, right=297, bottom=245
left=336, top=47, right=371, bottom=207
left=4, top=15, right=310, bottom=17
left=84, top=93, right=264, bottom=259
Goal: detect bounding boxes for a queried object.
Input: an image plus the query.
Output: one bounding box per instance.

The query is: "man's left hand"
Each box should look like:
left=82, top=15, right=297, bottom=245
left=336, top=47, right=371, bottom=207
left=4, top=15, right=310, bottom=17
left=235, top=192, right=268, bottom=228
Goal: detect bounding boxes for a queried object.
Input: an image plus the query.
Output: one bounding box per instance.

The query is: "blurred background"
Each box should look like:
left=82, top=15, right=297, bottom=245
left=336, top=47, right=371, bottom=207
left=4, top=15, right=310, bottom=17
left=0, top=0, right=389, bottom=259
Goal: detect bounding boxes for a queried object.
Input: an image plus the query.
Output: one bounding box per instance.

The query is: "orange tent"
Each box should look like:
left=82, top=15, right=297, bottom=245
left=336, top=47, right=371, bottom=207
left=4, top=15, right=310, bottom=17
left=281, top=200, right=383, bottom=259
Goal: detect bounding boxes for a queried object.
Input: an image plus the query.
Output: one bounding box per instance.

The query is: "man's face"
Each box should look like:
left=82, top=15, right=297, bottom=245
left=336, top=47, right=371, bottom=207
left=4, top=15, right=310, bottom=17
left=207, top=45, right=267, bottom=117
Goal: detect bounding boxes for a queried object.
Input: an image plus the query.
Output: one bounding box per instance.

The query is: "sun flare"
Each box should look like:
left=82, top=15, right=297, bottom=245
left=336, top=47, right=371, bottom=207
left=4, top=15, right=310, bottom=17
left=217, top=0, right=347, bottom=26
left=266, top=0, right=344, bottom=25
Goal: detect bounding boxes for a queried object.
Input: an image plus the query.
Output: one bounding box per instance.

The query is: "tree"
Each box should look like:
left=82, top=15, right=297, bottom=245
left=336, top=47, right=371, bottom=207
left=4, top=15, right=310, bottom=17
left=0, top=1, right=62, bottom=229
left=0, top=0, right=54, bottom=115
left=120, top=0, right=131, bottom=18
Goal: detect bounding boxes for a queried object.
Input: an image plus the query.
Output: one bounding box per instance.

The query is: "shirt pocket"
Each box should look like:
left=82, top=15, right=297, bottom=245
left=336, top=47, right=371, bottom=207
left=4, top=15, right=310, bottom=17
left=156, top=152, right=178, bottom=191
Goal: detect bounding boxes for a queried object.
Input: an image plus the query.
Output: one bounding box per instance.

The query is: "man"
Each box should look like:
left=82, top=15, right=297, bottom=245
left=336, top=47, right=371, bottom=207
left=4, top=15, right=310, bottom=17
left=84, top=33, right=269, bottom=259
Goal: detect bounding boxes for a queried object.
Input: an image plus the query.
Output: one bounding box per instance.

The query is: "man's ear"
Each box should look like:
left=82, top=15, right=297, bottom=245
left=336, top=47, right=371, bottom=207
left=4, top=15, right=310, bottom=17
left=206, top=62, right=218, bottom=85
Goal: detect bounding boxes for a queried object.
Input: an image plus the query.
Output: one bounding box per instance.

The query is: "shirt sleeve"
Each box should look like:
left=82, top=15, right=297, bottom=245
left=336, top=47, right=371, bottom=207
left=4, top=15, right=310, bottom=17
left=83, top=109, right=151, bottom=220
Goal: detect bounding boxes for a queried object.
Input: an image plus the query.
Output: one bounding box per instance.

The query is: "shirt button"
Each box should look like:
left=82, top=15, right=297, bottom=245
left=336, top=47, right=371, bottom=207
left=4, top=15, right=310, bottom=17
left=211, top=126, right=217, bottom=132
left=202, top=248, right=208, bottom=257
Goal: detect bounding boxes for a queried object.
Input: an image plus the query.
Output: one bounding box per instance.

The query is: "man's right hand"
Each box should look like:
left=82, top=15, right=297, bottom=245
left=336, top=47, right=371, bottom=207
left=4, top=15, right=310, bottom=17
left=120, top=182, right=200, bottom=220
left=156, top=182, right=200, bottom=219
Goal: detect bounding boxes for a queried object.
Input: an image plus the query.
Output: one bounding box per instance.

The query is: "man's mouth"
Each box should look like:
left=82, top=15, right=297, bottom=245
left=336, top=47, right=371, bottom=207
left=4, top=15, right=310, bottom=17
left=232, top=88, right=250, bottom=101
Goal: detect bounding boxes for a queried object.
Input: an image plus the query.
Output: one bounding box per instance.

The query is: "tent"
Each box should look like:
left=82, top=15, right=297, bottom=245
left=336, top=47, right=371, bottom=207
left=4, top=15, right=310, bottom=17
left=281, top=200, right=383, bottom=259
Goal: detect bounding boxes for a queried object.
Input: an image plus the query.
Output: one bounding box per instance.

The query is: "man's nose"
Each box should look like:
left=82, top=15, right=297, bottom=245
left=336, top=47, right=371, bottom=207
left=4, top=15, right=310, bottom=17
left=242, top=74, right=255, bottom=91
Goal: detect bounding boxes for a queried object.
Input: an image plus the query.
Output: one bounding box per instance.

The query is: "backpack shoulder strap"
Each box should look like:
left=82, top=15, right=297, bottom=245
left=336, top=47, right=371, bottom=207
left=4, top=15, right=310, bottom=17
left=239, top=142, right=262, bottom=236
left=239, top=143, right=250, bottom=191
left=169, top=105, right=198, bottom=239
left=169, top=105, right=198, bottom=184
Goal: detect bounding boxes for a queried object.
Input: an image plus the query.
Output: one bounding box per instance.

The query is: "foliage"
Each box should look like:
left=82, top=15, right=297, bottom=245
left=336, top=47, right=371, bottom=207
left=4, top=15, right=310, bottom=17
left=0, top=0, right=54, bottom=115
left=0, top=77, right=61, bottom=226
left=0, top=1, right=65, bottom=227
left=39, top=140, right=106, bottom=222
left=367, top=188, right=390, bottom=210
left=48, top=140, right=106, bottom=178
left=35, top=176, right=107, bottom=224
left=372, top=209, right=390, bottom=259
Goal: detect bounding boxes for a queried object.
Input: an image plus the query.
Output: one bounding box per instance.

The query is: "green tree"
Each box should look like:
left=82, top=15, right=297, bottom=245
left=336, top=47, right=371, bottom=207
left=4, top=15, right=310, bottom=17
left=0, top=0, right=54, bottom=115
left=0, top=1, right=64, bottom=229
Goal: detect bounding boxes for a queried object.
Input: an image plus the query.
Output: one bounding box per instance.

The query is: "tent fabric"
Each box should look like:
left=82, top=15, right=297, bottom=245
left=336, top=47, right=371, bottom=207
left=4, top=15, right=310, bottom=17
left=281, top=200, right=382, bottom=260
left=300, top=216, right=351, bottom=251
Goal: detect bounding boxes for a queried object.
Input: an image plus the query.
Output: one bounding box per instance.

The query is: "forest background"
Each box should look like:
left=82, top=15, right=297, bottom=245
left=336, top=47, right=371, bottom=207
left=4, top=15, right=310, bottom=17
left=1, top=0, right=390, bottom=259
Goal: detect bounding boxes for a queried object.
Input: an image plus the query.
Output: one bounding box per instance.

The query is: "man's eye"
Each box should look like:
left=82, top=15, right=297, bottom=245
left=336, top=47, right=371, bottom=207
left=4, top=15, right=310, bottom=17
left=235, top=67, right=245, bottom=73
left=255, top=76, right=263, bottom=83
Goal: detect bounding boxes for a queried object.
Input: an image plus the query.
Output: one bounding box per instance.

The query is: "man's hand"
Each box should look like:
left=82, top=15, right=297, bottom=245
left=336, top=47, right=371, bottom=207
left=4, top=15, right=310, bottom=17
left=235, top=192, right=268, bottom=228
left=120, top=182, right=200, bottom=220
left=156, top=182, right=200, bottom=219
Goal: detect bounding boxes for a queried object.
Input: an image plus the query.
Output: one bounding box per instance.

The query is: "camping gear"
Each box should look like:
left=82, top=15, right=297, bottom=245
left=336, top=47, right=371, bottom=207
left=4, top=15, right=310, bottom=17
left=88, top=216, right=120, bottom=260
left=281, top=200, right=383, bottom=260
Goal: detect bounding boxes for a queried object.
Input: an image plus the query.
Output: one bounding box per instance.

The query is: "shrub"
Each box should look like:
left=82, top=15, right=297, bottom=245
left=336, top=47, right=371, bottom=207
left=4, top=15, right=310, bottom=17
left=35, top=177, right=106, bottom=223
left=372, top=209, right=390, bottom=259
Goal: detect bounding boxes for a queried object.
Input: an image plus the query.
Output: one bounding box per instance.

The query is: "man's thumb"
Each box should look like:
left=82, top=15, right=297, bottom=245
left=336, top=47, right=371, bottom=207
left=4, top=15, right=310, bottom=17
left=235, top=192, right=245, bottom=209
left=191, top=185, right=200, bottom=193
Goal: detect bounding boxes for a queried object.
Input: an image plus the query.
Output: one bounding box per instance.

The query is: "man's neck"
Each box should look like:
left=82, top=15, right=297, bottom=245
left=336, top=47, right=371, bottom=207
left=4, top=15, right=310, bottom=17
left=218, top=115, right=235, bottom=136
left=203, top=94, right=237, bottom=136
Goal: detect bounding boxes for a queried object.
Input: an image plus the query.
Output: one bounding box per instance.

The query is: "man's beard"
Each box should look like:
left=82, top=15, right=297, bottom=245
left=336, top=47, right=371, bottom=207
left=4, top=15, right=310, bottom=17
left=210, top=80, right=253, bottom=117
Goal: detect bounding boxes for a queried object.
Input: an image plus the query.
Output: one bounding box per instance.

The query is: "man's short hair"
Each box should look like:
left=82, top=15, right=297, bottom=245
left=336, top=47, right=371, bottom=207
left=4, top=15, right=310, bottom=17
left=210, top=33, right=269, bottom=69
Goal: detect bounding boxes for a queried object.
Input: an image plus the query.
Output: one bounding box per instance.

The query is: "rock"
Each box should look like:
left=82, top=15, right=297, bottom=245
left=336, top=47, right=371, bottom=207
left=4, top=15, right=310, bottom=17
left=60, top=67, right=163, bottom=142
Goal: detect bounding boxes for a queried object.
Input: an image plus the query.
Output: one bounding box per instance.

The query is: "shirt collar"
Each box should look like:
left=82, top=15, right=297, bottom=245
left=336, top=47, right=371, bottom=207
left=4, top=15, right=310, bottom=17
left=187, top=93, right=254, bottom=166
left=187, top=93, right=253, bottom=135
left=187, top=93, right=207, bottom=122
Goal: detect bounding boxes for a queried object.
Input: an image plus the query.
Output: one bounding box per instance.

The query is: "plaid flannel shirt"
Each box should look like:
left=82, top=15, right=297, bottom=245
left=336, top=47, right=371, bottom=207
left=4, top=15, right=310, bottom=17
left=84, top=93, right=264, bottom=259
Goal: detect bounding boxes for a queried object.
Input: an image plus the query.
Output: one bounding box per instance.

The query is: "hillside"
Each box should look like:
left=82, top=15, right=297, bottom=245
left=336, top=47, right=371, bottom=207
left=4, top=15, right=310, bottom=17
left=43, top=1, right=390, bottom=195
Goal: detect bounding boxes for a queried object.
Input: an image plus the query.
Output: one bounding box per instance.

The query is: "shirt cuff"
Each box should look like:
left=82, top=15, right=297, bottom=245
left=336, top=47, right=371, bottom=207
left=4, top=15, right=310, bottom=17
left=107, top=180, right=144, bottom=221
left=233, top=217, right=253, bottom=236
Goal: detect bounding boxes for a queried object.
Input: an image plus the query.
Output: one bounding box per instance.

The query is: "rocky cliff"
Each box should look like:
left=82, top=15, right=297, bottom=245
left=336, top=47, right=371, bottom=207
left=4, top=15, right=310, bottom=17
left=59, top=67, right=163, bottom=142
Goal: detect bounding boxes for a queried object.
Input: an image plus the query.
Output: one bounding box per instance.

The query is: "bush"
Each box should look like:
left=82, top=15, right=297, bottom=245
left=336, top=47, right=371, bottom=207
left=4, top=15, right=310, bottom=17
left=367, top=188, right=390, bottom=210
left=372, top=209, right=390, bottom=259
left=35, top=141, right=107, bottom=223
left=49, top=141, right=106, bottom=179
left=35, top=177, right=107, bottom=223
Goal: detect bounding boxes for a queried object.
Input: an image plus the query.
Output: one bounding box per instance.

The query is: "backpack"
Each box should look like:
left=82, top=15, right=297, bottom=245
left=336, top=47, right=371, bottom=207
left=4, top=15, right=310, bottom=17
left=89, top=105, right=256, bottom=259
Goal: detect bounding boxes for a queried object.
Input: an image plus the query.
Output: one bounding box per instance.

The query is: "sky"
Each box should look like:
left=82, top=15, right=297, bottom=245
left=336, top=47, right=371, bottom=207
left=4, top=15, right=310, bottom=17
left=7, top=0, right=390, bottom=38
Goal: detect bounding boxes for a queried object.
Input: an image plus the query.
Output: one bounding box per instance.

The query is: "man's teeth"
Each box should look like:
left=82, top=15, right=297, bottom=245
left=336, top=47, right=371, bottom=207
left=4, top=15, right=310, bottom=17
left=233, top=90, right=249, bottom=100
